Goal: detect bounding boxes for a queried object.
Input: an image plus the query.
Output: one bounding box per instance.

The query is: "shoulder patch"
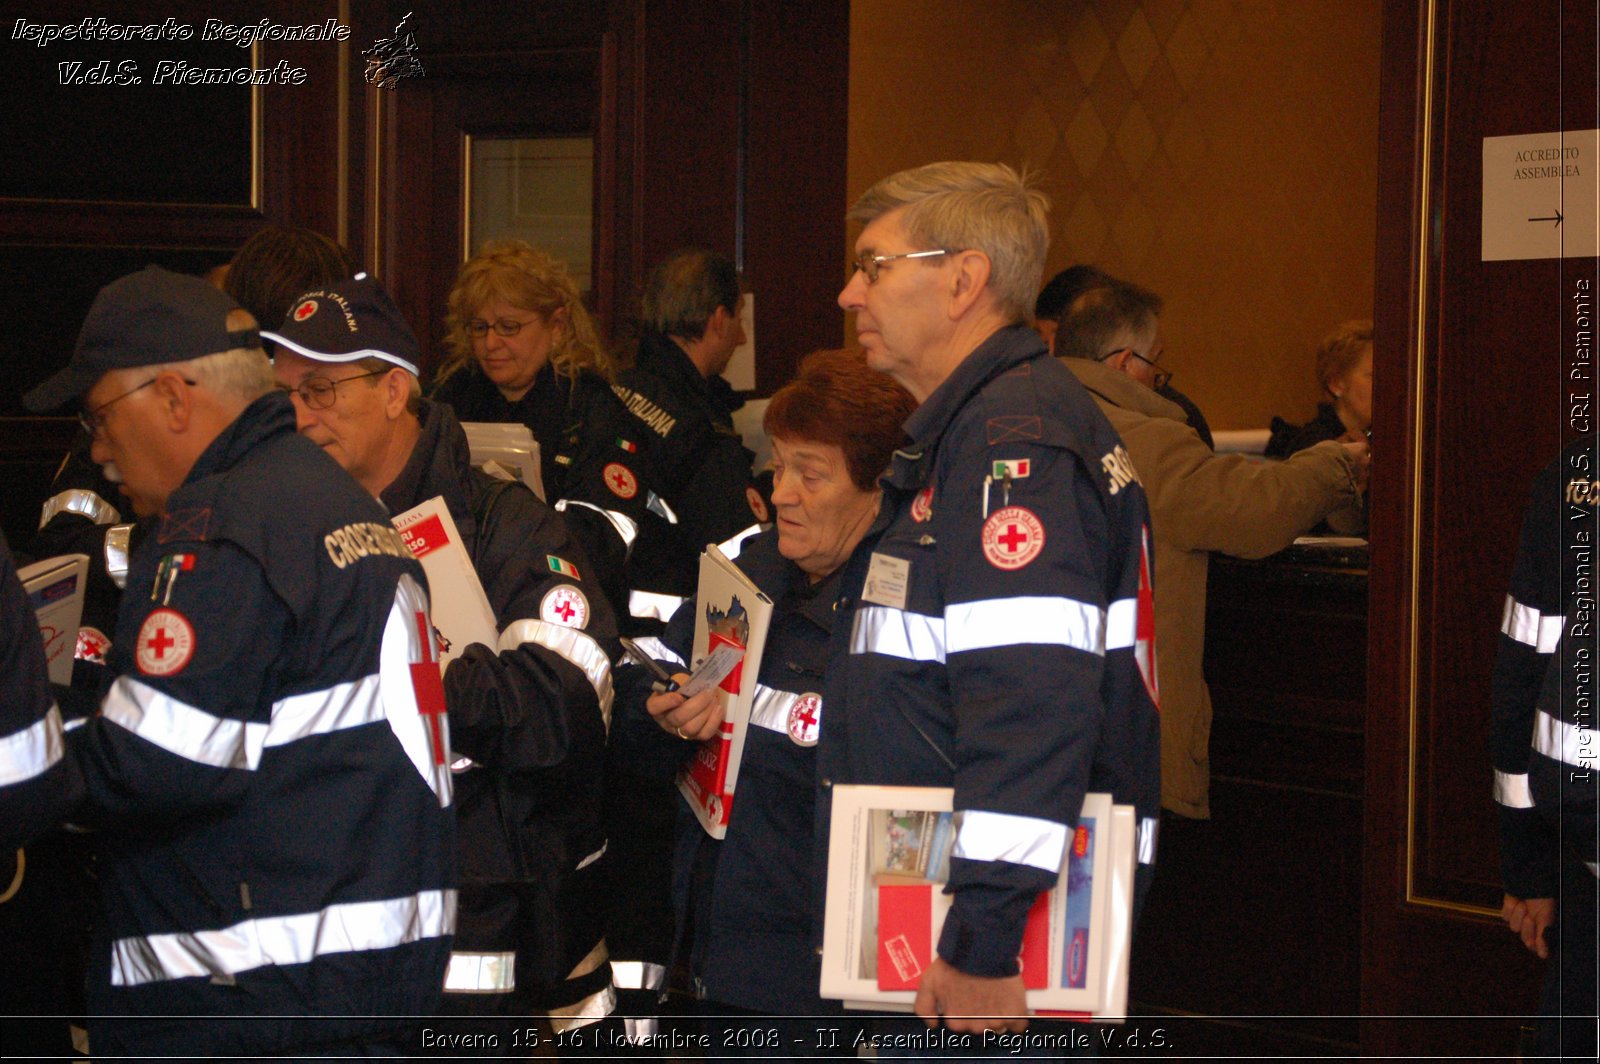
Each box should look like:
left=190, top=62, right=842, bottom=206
left=787, top=692, right=822, bottom=746
left=986, top=416, right=1042, bottom=445
left=541, top=584, right=590, bottom=629
left=547, top=555, right=581, bottom=580
left=981, top=506, right=1045, bottom=570
left=158, top=507, right=212, bottom=544
left=603, top=462, right=639, bottom=500
left=910, top=486, right=934, bottom=523
left=136, top=607, right=196, bottom=676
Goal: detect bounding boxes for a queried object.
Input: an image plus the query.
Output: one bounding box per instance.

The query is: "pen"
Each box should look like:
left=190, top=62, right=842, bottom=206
left=619, top=636, right=680, bottom=693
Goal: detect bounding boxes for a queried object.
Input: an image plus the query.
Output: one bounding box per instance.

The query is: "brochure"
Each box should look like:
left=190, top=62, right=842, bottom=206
left=17, top=553, right=90, bottom=685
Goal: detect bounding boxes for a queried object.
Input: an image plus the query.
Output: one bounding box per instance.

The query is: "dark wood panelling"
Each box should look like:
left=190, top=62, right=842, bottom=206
left=1362, top=0, right=1589, bottom=1056
left=743, top=0, right=850, bottom=391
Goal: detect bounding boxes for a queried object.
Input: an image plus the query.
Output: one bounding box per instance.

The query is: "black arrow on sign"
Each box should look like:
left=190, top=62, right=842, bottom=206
left=1528, top=209, right=1564, bottom=227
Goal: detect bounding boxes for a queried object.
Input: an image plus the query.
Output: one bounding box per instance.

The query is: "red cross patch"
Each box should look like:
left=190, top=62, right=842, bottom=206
left=135, top=607, right=196, bottom=676
left=910, top=486, right=934, bottom=523
left=293, top=298, right=317, bottom=321
left=541, top=584, right=590, bottom=629
left=980, top=506, right=1045, bottom=570
left=603, top=462, right=638, bottom=499
left=76, top=625, right=111, bottom=665
left=787, top=692, right=822, bottom=746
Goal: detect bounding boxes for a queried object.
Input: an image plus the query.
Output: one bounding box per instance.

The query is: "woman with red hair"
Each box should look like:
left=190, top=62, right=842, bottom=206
left=612, top=349, right=915, bottom=1048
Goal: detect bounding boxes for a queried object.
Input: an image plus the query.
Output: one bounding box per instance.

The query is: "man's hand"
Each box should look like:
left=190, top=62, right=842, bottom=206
left=1340, top=438, right=1371, bottom=491
left=912, top=958, right=1027, bottom=1034
left=1502, top=893, right=1555, bottom=959
left=645, top=675, right=724, bottom=742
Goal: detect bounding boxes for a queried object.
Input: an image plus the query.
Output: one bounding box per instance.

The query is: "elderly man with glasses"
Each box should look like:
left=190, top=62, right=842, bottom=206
left=19, top=266, right=456, bottom=1059
left=1055, top=276, right=1370, bottom=822
left=266, top=274, right=620, bottom=1047
left=822, top=162, right=1162, bottom=1042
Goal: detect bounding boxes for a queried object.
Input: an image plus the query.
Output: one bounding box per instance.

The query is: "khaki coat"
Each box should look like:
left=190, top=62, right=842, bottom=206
left=1064, top=359, right=1363, bottom=817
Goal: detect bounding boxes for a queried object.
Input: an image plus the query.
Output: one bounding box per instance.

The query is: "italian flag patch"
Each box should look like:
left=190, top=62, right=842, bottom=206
left=992, top=458, right=1031, bottom=479
left=616, top=437, right=638, bottom=453
left=547, top=555, right=581, bottom=580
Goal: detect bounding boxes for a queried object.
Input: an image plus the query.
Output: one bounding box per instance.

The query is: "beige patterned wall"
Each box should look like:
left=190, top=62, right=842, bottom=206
left=848, top=0, right=1381, bottom=431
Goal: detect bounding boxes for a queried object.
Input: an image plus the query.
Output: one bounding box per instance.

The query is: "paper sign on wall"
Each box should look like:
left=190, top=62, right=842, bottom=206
left=1482, top=129, right=1600, bottom=261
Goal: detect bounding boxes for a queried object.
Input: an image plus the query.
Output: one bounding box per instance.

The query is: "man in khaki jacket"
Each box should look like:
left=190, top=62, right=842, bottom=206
left=1056, top=279, right=1369, bottom=818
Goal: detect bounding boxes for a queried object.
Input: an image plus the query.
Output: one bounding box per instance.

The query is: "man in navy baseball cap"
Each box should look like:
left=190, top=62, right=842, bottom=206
left=24, top=266, right=262, bottom=414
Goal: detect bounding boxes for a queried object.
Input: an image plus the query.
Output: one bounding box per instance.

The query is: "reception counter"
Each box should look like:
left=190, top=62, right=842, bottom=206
left=1123, top=543, right=1366, bottom=1057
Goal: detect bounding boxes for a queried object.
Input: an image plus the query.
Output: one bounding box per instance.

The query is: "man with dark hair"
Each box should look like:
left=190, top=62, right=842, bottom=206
left=612, top=248, right=756, bottom=633
left=1056, top=279, right=1367, bottom=820
left=1038, top=266, right=1213, bottom=449
left=20, top=266, right=454, bottom=1058
left=266, top=275, right=619, bottom=1042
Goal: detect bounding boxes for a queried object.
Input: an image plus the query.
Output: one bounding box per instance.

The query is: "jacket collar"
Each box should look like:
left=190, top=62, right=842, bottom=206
left=379, top=398, right=479, bottom=541
left=1062, top=357, right=1187, bottom=422
left=902, top=324, right=1047, bottom=454
left=736, top=527, right=839, bottom=636
left=885, top=324, right=1046, bottom=492
left=637, top=332, right=739, bottom=426
left=182, top=390, right=297, bottom=486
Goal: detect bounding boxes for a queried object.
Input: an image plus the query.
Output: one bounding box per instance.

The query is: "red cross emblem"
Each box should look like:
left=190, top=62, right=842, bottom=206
left=980, top=506, right=1045, bottom=570
left=408, top=610, right=449, bottom=766
left=787, top=692, right=822, bottom=746
left=910, top=486, right=934, bottom=523
left=603, top=462, right=638, bottom=499
left=135, top=607, right=196, bottom=676
left=293, top=298, right=317, bottom=321
left=541, top=584, right=590, bottom=629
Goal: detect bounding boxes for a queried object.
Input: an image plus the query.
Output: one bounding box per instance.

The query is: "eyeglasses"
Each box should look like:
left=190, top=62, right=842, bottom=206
left=1098, top=347, right=1173, bottom=391
left=466, top=317, right=540, bottom=339
left=79, top=375, right=196, bottom=438
left=848, top=248, right=954, bottom=284
left=278, top=368, right=389, bottom=410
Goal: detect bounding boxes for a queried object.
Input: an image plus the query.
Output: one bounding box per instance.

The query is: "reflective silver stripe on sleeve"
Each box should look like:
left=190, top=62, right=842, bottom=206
left=443, top=950, right=517, bottom=993
left=556, top=498, right=640, bottom=550
left=1501, top=596, right=1564, bottom=653
left=945, top=596, right=1106, bottom=656
left=1534, top=709, right=1599, bottom=770
left=629, top=590, right=688, bottom=622
left=645, top=491, right=680, bottom=525
left=952, top=810, right=1068, bottom=873
left=715, top=523, right=764, bottom=560
left=550, top=984, right=617, bottom=1032
left=1494, top=770, right=1534, bottom=809
left=39, top=488, right=121, bottom=529
left=576, top=842, right=607, bottom=871
left=623, top=1017, right=660, bottom=1043
left=748, top=684, right=802, bottom=735
left=629, top=636, right=684, bottom=668
left=0, top=704, right=65, bottom=787
left=1138, top=815, right=1159, bottom=866
left=1588, top=861, right=1599, bottom=878
left=850, top=605, right=946, bottom=662
left=265, top=675, right=385, bottom=750
left=499, top=620, right=614, bottom=727
left=102, top=677, right=266, bottom=771
left=610, top=959, right=666, bottom=991
left=104, top=523, right=134, bottom=590
left=1105, top=596, right=1138, bottom=650
left=110, top=887, right=457, bottom=987
left=549, top=939, right=615, bottom=1031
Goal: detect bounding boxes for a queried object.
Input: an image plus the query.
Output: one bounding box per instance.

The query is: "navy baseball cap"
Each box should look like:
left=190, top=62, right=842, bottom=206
left=23, top=266, right=260, bottom=412
left=263, top=273, right=421, bottom=376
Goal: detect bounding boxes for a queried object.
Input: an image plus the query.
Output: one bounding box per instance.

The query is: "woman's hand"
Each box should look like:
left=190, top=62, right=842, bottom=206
left=645, top=675, right=725, bottom=742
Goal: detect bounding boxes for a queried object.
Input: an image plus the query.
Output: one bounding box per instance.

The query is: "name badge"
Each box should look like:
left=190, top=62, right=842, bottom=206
left=862, top=552, right=911, bottom=610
